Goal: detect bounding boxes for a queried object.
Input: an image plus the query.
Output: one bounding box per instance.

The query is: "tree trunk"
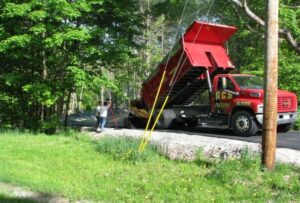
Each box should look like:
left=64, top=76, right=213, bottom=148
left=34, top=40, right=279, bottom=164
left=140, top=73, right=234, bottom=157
left=79, top=85, right=84, bottom=110
left=101, top=86, right=104, bottom=105
left=161, top=19, right=164, bottom=57
left=64, top=90, right=72, bottom=128
left=56, top=97, right=64, bottom=120
left=146, top=0, right=151, bottom=71
left=109, top=71, right=113, bottom=101
left=41, top=31, right=47, bottom=122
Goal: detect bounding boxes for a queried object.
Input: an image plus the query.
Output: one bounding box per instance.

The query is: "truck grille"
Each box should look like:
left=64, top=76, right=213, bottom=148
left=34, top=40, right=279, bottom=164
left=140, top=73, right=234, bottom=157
left=278, top=96, right=294, bottom=111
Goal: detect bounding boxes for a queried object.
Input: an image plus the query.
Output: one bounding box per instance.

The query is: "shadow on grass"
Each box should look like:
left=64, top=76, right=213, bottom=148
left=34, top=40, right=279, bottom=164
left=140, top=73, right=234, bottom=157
left=0, top=192, right=68, bottom=203
left=0, top=196, right=36, bottom=203
left=0, top=182, right=66, bottom=203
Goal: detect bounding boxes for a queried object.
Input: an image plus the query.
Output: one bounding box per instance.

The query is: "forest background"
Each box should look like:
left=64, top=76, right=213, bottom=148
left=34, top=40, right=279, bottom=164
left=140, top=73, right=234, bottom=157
left=0, top=0, right=299, bottom=132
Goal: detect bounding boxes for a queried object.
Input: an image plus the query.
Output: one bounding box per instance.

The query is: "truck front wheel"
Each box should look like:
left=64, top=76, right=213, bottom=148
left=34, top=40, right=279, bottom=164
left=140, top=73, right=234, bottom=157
left=231, top=111, right=258, bottom=136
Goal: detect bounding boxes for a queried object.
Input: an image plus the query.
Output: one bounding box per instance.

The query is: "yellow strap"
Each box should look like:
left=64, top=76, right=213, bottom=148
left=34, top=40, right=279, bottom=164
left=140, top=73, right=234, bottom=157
left=139, top=70, right=167, bottom=151
left=140, top=95, right=169, bottom=151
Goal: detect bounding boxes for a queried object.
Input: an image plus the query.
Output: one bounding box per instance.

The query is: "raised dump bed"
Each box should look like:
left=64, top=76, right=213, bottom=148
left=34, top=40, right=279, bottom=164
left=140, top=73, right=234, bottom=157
left=141, top=21, right=237, bottom=109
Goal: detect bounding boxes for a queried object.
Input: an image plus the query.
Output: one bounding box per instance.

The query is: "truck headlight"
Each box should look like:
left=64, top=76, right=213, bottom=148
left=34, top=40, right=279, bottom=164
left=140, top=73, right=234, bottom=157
left=257, top=104, right=264, bottom=113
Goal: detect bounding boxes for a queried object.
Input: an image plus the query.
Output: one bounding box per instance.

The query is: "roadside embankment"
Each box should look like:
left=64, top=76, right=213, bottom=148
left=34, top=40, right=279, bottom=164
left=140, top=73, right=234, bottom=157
left=90, top=128, right=300, bottom=166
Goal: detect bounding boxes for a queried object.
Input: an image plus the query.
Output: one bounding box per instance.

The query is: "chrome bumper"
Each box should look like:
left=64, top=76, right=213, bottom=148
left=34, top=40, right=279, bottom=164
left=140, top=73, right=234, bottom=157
left=256, top=112, right=297, bottom=125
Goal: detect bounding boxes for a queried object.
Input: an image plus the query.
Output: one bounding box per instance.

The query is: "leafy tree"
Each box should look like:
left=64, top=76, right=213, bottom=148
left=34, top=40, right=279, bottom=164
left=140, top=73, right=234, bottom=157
left=0, top=0, right=143, bottom=131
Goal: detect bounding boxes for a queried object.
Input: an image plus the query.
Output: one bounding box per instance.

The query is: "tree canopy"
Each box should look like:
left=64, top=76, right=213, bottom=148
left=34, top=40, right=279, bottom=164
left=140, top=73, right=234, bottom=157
left=0, top=0, right=142, bottom=130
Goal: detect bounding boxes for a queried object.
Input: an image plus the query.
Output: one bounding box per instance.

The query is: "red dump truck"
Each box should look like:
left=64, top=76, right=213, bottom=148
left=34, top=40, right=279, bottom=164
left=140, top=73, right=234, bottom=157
left=128, top=21, right=298, bottom=136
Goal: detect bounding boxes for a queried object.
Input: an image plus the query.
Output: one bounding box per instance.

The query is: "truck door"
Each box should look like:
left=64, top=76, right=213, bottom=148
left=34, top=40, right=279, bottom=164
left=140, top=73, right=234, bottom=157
left=213, top=76, right=236, bottom=114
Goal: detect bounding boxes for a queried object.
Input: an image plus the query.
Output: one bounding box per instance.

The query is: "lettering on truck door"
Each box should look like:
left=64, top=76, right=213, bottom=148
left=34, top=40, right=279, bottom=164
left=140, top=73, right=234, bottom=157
left=213, top=77, right=236, bottom=114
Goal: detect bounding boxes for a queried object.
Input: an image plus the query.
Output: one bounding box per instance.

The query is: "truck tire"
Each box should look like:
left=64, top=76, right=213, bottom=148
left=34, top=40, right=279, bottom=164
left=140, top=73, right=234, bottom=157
left=156, top=109, right=176, bottom=129
left=231, top=111, right=258, bottom=136
left=277, top=123, right=294, bottom=133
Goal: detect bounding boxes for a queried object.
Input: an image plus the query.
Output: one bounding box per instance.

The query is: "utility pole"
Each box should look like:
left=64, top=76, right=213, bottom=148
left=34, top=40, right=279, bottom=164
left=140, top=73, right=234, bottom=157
left=262, top=0, right=279, bottom=170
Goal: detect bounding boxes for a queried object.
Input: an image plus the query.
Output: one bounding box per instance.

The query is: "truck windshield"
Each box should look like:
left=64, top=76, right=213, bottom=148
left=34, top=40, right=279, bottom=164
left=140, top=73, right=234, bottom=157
left=233, top=76, right=263, bottom=89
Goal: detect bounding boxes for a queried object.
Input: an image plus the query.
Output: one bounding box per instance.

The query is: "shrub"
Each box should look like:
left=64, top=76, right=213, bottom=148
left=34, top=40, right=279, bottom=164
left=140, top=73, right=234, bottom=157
left=294, top=110, right=300, bottom=130
left=42, top=114, right=61, bottom=135
left=94, top=136, right=159, bottom=164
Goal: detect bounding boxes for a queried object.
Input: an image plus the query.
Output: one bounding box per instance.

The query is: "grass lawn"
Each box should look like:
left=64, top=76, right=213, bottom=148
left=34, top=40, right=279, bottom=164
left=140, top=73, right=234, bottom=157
left=0, top=131, right=299, bottom=202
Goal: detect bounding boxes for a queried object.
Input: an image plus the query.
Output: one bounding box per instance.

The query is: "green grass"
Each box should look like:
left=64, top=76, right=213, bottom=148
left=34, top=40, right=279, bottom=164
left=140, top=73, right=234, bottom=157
left=0, top=131, right=299, bottom=202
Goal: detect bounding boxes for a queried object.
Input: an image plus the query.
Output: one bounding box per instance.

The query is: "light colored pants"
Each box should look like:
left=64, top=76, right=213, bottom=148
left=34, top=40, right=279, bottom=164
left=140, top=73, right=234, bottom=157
left=98, top=117, right=107, bottom=130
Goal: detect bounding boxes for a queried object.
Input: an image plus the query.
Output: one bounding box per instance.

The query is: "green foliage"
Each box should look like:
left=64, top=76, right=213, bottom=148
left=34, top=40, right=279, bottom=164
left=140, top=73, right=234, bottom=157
left=0, top=0, right=143, bottom=130
left=22, top=83, right=61, bottom=106
left=2, top=3, right=32, bottom=18
left=279, top=42, right=300, bottom=96
left=95, top=136, right=159, bottom=164
left=42, top=114, right=61, bottom=134
left=294, top=110, right=300, bottom=130
left=66, top=66, right=87, bottom=88
left=44, top=28, right=91, bottom=48
left=0, top=34, right=31, bottom=52
left=90, top=73, right=121, bottom=95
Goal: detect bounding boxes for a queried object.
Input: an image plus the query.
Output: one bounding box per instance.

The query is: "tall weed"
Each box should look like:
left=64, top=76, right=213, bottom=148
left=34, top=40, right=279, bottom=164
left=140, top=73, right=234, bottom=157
left=94, top=136, right=159, bottom=164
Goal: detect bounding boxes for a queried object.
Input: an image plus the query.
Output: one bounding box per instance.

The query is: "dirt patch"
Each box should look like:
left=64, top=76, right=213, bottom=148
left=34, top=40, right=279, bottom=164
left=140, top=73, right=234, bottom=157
left=0, top=182, right=70, bottom=203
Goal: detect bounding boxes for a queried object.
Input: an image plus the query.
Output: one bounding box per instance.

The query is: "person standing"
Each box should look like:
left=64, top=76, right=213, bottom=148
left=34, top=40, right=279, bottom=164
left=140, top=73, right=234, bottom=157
left=96, top=100, right=111, bottom=132
left=96, top=101, right=102, bottom=129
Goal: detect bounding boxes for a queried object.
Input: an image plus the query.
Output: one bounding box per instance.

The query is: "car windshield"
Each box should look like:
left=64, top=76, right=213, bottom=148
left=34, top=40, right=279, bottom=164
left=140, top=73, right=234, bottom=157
left=233, top=76, right=263, bottom=89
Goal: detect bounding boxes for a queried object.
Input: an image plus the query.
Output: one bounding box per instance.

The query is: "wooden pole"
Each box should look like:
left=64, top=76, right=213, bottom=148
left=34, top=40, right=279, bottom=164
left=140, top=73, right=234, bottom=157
left=262, top=0, right=279, bottom=170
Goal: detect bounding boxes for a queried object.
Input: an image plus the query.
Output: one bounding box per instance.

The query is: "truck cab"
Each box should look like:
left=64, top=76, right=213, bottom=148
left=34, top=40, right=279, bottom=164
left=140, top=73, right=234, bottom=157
left=210, top=74, right=298, bottom=136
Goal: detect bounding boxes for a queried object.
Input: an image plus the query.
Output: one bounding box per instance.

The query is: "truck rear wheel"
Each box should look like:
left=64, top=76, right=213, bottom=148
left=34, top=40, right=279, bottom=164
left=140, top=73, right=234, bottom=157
left=156, top=109, right=176, bottom=129
left=231, top=111, right=258, bottom=136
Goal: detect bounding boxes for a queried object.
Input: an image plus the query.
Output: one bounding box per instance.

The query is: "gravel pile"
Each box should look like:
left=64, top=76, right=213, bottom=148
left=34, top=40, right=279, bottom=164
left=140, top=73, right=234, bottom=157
left=91, top=128, right=300, bottom=166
